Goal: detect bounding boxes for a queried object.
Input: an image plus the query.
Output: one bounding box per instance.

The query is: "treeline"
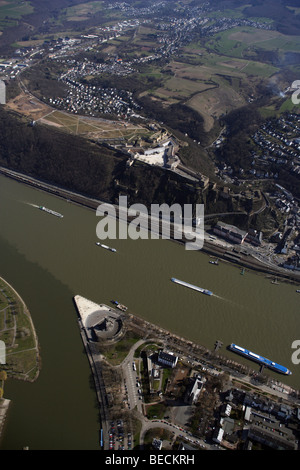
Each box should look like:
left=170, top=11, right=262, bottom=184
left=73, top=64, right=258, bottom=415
left=84, top=72, right=163, bottom=96
left=216, top=104, right=263, bottom=172
left=80, top=72, right=211, bottom=146
left=0, top=107, right=118, bottom=200
left=138, top=94, right=212, bottom=145
left=81, top=72, right=221, bottom=174
left=23, top=62, right=69, bottom=101
left=244, top=0, right=300, bottom=35
left=212, top=0, right=300, bottom=35
left=0, top=0, right=93, bottom=55
left=0, top=108, right=206, bottom=208
left=25, top=64, right=215, bottom=172
left=216, top=105, right=300, bottom=199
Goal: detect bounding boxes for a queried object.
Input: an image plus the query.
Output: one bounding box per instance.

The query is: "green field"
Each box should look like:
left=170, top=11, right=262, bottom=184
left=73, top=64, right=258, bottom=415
left=0, top=0, right=33, bottom=30
left=135, top=18, right=299, bottom=132
left=0, top=276, right=39, bottom=382
left=204, top=26, right=300, bottom=57
left=60, top=1, right=105, bottom=22
left=40, top=110, right=152, bottom=141
left=3, top=1, right=299, bottom=144
left=141, top=43, right=278, bottom=131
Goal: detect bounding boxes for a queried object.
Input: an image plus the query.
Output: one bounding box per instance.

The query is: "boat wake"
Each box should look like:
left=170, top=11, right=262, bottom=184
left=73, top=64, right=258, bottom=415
left=212, top=294, right=224, bottom=300
left=23, top=201, right=39, bottom=208
left=212, top=293, right=245, bottom=310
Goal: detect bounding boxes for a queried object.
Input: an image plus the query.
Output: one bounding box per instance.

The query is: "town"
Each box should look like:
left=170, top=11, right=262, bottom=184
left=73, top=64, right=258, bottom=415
left=0, top=0, right=300, bottom=453
left=0, top=1, right=298, bottom=279
left=74, top=295, right=300, bottom=451
left=215, top=111, right=300, bottom=274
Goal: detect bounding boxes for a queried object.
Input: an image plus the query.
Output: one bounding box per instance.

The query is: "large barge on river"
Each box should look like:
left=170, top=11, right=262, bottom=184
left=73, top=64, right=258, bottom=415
left=229, top=343, right=292, bottom=375
left=39, top=205, right=63, bottom=218
left=171, top=277, right=213, bottom=296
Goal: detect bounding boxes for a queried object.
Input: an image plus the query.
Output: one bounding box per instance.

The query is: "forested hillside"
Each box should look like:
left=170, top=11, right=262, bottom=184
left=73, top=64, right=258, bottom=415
left=0, top=108, right=207, bottom=208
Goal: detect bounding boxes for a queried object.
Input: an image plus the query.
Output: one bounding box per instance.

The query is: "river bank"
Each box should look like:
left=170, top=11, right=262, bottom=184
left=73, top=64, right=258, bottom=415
left=0, top=166, right=299, bottom=284
left=0, top=167, right=299, bottom=449
left=0, top=275, right=40, bottom=383
left=0, top=275, right=40, bottom=444
left=74, top=295, right=300, bottom=450
left=0, top=399, right=10, bottom=443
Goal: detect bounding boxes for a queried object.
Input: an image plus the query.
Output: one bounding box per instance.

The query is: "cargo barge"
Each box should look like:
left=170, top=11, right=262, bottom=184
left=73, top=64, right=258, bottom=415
left=39, top=205, right=63, bottom=218
left=171, top=277, right=213, bottom=296
left=96, top=242, right=116, bottom=253
left=229, top=343, right=292, bottom=375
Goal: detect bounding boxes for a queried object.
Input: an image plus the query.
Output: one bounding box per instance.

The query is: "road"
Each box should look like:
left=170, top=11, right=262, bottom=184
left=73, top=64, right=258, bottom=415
left=1, top=166, right=299, bottom=283
left=118, top=339, right=145, bottom=414
left=139, top=417, right=214, bottom=450
left=118, top=337, right=215, bottom=449
left=115, top=336, right=300, bottom=451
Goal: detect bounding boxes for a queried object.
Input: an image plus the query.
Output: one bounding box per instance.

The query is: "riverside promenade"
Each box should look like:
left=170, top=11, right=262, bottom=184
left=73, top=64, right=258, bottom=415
left=73, top=296, right=113, bottom=450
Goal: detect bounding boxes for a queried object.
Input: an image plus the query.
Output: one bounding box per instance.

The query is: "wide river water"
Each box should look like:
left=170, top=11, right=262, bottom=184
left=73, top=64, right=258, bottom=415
left=0, top=174, right=299, bottom=450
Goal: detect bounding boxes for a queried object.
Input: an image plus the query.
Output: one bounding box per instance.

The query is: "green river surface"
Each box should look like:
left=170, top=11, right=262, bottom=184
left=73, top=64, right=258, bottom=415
left=0, top=174, right=299, bottom=450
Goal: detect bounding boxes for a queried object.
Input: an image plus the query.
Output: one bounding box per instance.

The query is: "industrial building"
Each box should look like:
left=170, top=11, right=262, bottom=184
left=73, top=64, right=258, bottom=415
left=213, top=221, right=248, bottom=244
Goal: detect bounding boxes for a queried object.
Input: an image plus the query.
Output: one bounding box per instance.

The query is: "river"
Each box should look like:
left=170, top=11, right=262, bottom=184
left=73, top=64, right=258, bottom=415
left=0, top=174, right=299, bottom=449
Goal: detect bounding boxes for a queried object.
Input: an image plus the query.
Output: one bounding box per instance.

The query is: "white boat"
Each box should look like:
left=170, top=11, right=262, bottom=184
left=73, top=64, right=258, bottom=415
left=96, top=242, right=116, bottom=253
left=171, top=277, right=213, bottom=296
left=39, top=206, right=63, bottom=218
left=112, top=301, right=127, bottom=312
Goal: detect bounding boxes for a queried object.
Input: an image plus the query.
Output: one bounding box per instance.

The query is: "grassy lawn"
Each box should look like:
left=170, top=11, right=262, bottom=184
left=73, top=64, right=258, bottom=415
left=0, top=277, right=39, bottom=382
left=146, top=402, right=168, bottom=420
left=97, top=329, right=141, bottom=366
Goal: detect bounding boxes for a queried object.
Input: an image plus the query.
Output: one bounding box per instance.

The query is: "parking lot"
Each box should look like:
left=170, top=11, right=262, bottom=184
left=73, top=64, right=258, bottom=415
left=123, top=358, right=143, bottom=414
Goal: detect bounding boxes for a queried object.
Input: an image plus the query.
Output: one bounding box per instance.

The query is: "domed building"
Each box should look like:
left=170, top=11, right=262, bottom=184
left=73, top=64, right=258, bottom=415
left=74, top=295, right=124, bottom=344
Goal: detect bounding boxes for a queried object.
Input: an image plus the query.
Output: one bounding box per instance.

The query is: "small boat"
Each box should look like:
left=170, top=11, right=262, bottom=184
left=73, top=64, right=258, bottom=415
left=271, top=277, right=279, bottom=285
left=209, top=258, right=219, bottom=265
left=96, top=242, right=116, bottom=253
left=112, top=301, right=127, bottom=312
left=240, top=268, right=245, bottom=275
left=296, top=289, right=300, bottom=293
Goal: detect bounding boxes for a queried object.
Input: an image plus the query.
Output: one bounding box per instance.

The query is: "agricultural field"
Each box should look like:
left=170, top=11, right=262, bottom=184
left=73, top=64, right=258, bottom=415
left=0, top=0, right=33, bottom=31
left=204, top=26, right=300, bottom=57
left=134, top=16, right=299, bottom=132
left=60, top=1, right=105, bottom=23
left=186, top=85, right=245, bottom=132
left=140, top=48, right=273, bottom=131
left=39, top=110, right=152, bottom=142
left=2, top=1, right=299, bottom=146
